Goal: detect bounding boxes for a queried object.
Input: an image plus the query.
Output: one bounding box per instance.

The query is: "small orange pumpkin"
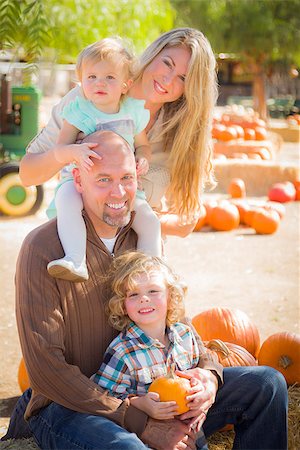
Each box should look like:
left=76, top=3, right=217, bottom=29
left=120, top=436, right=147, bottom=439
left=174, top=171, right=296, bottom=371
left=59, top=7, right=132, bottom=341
left=18, top=357, right=30, bottom=393
left=254, top=127, right=267, bottom=141
left=192, top=307, right=260, bottom=358
left=209, top=201, right=240, bottom=231
left=205, top=339, right=257, bottom=367
left=149, top=370, right=191, bottom=415
left=244, top=128, right=256, bottom=140
left=218, top=127, right=238, bottom=142
left=228, top=178, right=246, bottom=198
left=230, top=199, right=250, bottom=225
left=258, top=332, right=300, bottom=385
left=251, top=208, right=280, bottom=234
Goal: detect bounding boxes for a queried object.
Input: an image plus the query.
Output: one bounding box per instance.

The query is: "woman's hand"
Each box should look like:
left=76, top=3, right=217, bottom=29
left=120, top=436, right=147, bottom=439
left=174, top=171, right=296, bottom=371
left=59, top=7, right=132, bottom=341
left=136, top=156, right=149, bottom=176
left=130, top=392, right=178, bottom=420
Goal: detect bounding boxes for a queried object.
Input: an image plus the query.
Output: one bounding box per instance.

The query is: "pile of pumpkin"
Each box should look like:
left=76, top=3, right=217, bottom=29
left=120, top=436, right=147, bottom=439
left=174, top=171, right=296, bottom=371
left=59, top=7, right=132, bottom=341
left=194, top=177, right=299, bottom=235
left=212, top=107, right=276, bottom=161
left=145, top=307, right=299, bottom=421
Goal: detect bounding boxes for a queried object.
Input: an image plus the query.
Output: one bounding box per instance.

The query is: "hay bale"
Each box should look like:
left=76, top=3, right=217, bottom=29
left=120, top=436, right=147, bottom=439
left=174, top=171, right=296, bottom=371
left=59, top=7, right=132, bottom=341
left=213, top=159, right=299, bottom=196
left=287, top=385, right=300, bottom=450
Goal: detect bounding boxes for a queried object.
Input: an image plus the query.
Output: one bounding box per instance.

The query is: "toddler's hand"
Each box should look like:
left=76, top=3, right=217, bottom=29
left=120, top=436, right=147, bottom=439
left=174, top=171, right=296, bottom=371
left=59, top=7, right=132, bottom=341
left=130, top=392, right=178, bottom=420
left=136, top=157, right=149, bottom=176
left=70, top=142, right=102, bottom=171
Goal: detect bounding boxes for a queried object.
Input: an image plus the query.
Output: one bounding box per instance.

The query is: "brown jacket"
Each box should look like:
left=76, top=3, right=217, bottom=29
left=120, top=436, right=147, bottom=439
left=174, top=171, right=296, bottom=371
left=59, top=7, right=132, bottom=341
left=15, top=211, right=222, bottom=437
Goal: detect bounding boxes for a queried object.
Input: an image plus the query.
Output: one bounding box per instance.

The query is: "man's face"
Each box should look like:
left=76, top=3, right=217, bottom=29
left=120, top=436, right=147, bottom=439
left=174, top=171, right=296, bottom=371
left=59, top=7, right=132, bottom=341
left=73, top=132, right=137, bottom=237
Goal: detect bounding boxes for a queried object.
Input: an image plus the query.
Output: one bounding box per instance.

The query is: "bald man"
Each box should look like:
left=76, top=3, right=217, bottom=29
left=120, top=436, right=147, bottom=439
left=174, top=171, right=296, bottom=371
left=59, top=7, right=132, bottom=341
left=5, top=131, right=223, bottom=449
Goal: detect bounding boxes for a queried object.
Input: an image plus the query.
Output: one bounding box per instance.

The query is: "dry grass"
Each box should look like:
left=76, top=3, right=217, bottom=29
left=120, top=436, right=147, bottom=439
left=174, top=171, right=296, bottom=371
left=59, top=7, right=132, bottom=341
left=0, top=386, right=299, bottom=450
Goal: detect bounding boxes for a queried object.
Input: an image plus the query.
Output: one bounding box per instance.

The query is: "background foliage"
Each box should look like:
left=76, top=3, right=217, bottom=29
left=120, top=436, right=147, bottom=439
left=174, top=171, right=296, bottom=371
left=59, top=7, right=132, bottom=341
left=0, top=0, right=175, bottom=64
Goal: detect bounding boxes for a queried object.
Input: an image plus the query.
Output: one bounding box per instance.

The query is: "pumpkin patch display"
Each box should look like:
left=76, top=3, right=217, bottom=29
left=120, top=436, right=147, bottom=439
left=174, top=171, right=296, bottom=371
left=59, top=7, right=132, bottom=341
left=251, top=208, right=280, bottom=235
left=228, top=178, right=246, bottom=198
left=18, top=357, right=30, bottom=393
left=148, top=371, right=190, bottom=415
left=209, top=201, right=240, bottom=231
left=268, top=182, right=296, bottom=203
left=204, top=339, right=257, bottom=367
left=258, top=332, right=300, bottom=385
left=192, top=307, right=260, bottom=358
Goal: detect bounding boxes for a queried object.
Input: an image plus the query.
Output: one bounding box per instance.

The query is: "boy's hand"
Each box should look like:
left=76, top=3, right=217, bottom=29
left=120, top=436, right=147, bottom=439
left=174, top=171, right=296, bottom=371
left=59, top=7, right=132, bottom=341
left=69, top=142, right=102, bottom=171
left=130, top=392, right=178, bottom=420
left=136, top=157, right=149, bottom=176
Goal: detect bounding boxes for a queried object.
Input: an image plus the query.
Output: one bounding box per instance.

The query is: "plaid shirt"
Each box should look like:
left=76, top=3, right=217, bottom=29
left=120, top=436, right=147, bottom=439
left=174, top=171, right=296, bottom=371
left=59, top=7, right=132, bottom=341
left=92, top=322, right=200, bottom=399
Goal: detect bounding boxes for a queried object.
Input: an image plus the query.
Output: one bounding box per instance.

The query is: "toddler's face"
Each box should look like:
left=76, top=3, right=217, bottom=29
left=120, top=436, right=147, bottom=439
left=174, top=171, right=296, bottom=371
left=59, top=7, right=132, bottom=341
left=124, top=271, right=169, bottom=329
left=81, top=58, right=130, bottom=113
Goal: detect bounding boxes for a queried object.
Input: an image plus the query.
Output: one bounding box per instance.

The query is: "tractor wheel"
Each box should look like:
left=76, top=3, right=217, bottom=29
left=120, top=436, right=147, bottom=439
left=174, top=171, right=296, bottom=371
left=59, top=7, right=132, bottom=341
left=0, top=163, right=44, bottom=216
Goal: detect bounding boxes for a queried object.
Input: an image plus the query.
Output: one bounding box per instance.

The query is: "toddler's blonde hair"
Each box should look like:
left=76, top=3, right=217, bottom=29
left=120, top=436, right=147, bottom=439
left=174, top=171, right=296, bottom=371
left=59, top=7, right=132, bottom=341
left=76, top=37, right=136, bottom=81
left=106, top=251, right=186, bottom=331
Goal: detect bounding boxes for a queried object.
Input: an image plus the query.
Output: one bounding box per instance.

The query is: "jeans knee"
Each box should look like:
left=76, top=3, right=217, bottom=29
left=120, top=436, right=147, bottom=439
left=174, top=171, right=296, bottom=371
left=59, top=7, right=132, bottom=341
left=258, top=366, right=288, bottom=401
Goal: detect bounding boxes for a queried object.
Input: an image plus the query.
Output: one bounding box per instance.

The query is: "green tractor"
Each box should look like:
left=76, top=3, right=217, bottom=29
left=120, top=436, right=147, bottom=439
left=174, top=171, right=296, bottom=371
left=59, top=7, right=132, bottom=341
left=0, top=74, right=44, bottom=216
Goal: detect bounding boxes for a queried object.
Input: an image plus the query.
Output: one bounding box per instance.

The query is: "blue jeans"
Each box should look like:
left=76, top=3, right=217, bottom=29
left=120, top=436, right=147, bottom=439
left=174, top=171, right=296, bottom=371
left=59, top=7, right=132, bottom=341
left=1, top=366, right=288, bottom=449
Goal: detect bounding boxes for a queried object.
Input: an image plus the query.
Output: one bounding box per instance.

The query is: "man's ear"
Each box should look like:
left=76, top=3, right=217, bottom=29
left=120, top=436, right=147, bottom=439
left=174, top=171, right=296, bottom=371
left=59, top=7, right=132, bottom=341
left=122, top=79, right=133, bottom=94
left=72, top=167, right=83, bottom=193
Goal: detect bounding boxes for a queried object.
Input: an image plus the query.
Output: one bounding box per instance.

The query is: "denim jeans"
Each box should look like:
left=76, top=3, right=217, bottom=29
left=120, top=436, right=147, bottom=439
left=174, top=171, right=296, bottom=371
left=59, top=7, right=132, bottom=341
left=1, top=366, right=288, bottom=450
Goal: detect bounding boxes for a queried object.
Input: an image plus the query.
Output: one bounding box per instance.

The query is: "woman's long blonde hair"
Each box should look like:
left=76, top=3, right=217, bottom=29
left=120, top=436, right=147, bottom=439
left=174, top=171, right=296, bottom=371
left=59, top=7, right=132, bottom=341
left=137, top=28, right=218, bottom=221
left=105, top=252, right=186, bottom=331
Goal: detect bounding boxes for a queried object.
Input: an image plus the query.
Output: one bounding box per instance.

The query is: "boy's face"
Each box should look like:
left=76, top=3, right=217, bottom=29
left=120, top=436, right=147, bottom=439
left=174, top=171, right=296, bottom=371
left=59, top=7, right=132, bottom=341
left=124, top=271, right=169, bottom=330
left=81, top=58, right=130, bottom=113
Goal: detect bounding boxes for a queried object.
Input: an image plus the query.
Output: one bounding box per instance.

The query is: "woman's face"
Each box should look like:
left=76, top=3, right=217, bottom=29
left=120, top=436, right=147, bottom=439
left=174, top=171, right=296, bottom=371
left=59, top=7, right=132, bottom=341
left=141, top=45, right=191, bottom=107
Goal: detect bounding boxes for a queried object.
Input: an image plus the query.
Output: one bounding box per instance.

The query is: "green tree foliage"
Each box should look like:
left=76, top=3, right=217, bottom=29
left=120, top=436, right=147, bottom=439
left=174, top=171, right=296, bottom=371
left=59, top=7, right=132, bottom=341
left=172, top=0, right=300, bottom=118
left=0, top=0, right=174, bottom=65
left=0, top=0, right=51, bottom=63
left=173, top=0, right=300, bottom=64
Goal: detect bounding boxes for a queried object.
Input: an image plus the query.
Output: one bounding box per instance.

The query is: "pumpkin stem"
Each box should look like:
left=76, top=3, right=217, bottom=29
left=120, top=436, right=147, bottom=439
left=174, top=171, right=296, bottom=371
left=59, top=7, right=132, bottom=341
left=206, top=339, right=231, bottom=357
left=279, top=355, right=292, bottom=369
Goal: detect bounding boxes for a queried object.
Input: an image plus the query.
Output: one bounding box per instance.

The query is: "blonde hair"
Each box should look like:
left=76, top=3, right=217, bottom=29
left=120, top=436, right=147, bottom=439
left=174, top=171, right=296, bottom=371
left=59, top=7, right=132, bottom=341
left=76, top=37, right=136, bottom=81
left=137, top=28, right=218, bottom=221
left=106, top=251, right=186, bottom=331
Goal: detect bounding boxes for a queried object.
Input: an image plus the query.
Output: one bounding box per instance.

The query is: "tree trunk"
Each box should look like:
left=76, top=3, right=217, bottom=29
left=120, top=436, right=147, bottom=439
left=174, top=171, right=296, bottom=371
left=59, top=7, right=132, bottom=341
left=252, top=63, right=267, bottom=122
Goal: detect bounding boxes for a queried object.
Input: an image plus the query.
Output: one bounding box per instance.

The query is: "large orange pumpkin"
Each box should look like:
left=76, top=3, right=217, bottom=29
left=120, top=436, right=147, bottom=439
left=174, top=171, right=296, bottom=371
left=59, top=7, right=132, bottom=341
left=192, top=307, right=260, bottom=358
left=258, top=332, right=300, bottom=385
left=18, top=357, right=30, bottom=393
left=149, top=371, right=191, bottom=415
left=251, top=208, right=280, bottom=234
left=209, top=201, right=240, bottom=231
left=205, top=339, right=257, bottom=367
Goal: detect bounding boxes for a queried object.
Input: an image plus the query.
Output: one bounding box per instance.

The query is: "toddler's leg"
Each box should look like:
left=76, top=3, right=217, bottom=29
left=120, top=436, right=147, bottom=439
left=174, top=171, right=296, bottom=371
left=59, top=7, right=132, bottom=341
left=47, top=180, right=88, bottom=282
left=132, top=197, right=162, bottom=257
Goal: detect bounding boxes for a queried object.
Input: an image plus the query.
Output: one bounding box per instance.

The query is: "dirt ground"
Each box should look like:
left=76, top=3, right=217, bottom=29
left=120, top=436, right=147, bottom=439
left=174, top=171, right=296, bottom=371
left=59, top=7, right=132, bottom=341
left=0, top=119, right=299, bottom=438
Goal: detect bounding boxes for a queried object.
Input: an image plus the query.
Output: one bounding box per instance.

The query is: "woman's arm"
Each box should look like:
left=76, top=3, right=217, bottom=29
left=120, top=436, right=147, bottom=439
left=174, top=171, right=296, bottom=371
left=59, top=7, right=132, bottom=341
left=20, top=86, right=82, bottom=186
left=158, top=213, right=198, bottom=238
left=20, top=121, right=79, bottom=186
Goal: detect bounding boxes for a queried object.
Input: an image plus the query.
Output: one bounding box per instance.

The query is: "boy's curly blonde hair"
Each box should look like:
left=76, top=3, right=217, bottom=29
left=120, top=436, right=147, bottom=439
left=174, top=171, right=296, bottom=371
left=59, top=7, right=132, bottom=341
left=106, top=251, right=187, bottom=331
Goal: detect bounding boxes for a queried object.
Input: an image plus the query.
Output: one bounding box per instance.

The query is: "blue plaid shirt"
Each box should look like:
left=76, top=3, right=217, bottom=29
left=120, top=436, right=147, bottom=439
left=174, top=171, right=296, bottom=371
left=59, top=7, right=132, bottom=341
left=92, top=322, right=200, bottom=399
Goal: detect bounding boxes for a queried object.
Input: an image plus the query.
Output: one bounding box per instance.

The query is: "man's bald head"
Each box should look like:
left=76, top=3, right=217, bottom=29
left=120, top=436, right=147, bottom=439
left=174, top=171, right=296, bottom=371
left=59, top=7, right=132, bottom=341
left=81, top=130, right=134, bottom=165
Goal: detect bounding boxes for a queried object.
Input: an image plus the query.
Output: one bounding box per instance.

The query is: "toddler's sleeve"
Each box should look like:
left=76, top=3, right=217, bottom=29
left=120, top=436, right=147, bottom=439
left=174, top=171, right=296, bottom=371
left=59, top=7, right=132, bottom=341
left=128, top=98, right=150, bottom=135
left=62, top=97, right=96, bottom=135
